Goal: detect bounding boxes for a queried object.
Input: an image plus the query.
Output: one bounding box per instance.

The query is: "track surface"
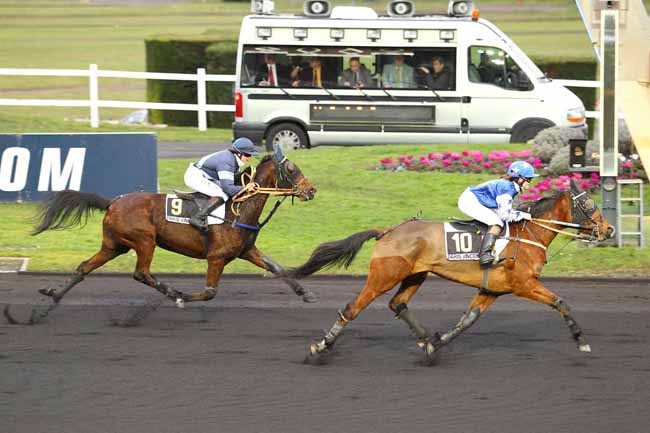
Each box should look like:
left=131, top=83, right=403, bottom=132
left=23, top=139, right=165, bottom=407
left=1, top=273, right=649, bottom=433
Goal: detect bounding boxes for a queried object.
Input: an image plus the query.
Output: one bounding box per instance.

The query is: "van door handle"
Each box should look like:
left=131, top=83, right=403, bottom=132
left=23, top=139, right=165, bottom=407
left=462, top=96, right=471, bottom=103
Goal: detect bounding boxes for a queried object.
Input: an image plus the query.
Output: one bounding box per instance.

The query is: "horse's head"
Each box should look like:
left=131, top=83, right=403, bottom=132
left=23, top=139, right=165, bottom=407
left=568, top=180, right=615, bottom=241
left=252, top=145, right=316, bottom=201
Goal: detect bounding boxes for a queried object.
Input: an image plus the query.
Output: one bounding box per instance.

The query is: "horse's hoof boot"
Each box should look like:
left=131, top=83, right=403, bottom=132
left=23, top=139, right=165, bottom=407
left=175, top=298, right=185, bottom=309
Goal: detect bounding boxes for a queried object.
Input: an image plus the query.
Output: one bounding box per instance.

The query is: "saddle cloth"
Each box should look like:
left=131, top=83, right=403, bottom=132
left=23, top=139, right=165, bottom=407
left=443, top=220, right=509, bottom=261
left=164, top=193, right=226, bottom=225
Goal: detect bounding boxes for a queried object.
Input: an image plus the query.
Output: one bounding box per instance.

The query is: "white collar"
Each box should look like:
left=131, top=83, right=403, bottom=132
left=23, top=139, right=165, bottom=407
left=234, top=154, right=245, bottom=167
left=513, top=181, right=521, bottom=193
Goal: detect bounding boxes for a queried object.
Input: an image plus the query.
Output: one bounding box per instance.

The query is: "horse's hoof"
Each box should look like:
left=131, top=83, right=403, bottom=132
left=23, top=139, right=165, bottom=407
left=175, top=298, right=185, bottom=309
left=303, top=343, right=329, bottom=365
left=579, top=343, right=592, bottom=353
left=38, top=287, right=55, bottom=297
left=418, top=334, right=442, bottom=366
left=302, top=291, right=318, bottom=303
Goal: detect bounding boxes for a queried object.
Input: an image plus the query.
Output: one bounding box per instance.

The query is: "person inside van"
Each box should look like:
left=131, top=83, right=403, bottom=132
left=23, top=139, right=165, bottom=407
left=291, top=56, right=333, bottom=88
left=256, top=54, right=290, bottom=87
left=381, top=55, right=415, bottom=89
left=417, top=55, right=451, bottom=90
left=339, top=57, right=372, bottom=88
left=478, top=52, right=496, bottom=84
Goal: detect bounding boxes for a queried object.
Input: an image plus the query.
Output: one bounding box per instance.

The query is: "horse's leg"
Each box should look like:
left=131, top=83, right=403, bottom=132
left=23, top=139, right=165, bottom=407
left=309, top=257, right=411, bottom=357
left=130, top=241, right=188, bottom=306
left=240, top=246, right=317, bottom=302
left=180, top=256, right=225, bottom=304
left=426, top=292, right=498, bottom=359
left=4, top=243, right=126, bottom=325
left=388, top=272, right=431, bottom=342
left=514, top=281, right=591, bottom=352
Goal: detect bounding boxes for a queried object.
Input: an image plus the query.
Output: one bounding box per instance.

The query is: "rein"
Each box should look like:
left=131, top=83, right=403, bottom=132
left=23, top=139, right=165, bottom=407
left=230, top=167, right=301, bottom=216
left=530, top=218, right=596, bottom=241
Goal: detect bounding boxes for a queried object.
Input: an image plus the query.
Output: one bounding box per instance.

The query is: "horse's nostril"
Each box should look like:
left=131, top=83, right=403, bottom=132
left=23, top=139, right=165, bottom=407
left=606, top=226, right=615, bottom=238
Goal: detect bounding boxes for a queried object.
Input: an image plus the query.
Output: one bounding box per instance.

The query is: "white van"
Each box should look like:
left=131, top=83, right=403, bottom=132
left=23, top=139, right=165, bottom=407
left=233, top=0, right=586, bottom=150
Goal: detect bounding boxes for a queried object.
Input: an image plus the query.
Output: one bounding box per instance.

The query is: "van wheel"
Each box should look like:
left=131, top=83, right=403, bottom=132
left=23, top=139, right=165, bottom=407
left=509, top=118, right=555, bottom=143
left=265, top=123, right=310, bottom=152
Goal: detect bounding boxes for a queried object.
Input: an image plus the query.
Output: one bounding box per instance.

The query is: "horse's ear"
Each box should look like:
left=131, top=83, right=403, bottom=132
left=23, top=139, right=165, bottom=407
left=273, top=143, right=284, bottom=163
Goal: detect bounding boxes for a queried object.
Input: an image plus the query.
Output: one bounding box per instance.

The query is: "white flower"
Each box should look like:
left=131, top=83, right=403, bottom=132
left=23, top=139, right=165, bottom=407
left=631, top=154, right=639, bottom=160
left=619, top=155, right=627, bottom=162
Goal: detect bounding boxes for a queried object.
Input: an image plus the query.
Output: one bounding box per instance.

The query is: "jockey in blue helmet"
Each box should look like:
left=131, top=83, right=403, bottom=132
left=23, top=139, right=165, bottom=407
left=457, top=160, right=539, bottom=268
left=183, top=137, right=261, bottom=231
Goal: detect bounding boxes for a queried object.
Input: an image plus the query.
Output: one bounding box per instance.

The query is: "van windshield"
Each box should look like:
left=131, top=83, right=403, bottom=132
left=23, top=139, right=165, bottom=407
left=240, top=45, right=457, bottom=91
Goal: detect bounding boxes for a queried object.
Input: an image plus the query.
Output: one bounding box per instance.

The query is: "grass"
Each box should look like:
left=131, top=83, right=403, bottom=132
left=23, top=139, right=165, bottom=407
left=1, top=144, right=649, bottom=277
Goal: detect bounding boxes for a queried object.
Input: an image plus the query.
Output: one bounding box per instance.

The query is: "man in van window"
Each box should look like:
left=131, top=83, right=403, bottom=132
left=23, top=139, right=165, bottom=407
left=478, top=52, right=496, bottom=83
left=257, top=53, right=290, bottom=87
left=381, top=55, right=414, bottom=89
left=291, top=57, right=333, bottom=88
left=418, top=55, right=451, bottom=90
left=339, top=57, right=372, bottom=88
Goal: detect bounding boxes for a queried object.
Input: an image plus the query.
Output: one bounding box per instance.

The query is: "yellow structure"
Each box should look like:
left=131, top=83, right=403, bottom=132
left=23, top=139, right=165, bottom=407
left=576, top=0, right=650, bottom=170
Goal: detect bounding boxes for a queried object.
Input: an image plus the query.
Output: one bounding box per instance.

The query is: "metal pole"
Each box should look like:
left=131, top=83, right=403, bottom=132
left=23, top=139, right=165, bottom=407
left=599, top=8, right=619, bottom=245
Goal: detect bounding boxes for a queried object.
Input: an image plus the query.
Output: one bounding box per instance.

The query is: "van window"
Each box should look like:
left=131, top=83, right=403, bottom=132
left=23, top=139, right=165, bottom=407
left=468, top=46, right=533, bottom=91
left=240, top=45, right=456, bottom=91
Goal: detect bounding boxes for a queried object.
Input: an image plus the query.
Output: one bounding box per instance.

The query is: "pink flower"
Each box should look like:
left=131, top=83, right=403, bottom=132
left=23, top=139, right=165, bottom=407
left=571, top=172, right=583, bottom=180
left=462, top=151, right=469, bottom=156
left=442, top=160, right=452, bottom=167
left=580, top=181, right=592, bottom=190
left=406, top=154, right=414, bottom=160
left=450, top=153, right=461, bottom=160
left=398, top=156, right=405, bottom=162
left=443, top=152, right=452, bottom=157
left=558, top=175, right=570, bottom=181
left=461, top=160, right=472, bottom=167
left=622, top=161, right=633, bottom=168
left=428, top=153, right=443, bottom=160
left=483, top=162, right=493, bottom=169
left=473, top=155, right=483, bottom=163
left=380, top=158, right=392, bottom=164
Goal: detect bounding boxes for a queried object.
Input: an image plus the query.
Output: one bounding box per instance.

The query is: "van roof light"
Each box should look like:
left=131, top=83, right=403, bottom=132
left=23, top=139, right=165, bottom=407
left=471, top=8, right=480, bottom=20
left=304, top=0, right=331, bottom=17
left=447, top=0, right=474, bottom=17
left=330, top=28, right=345, bottom=40
left=387, top=1, right=415, bottom=17
left=403, top=29, right=418, bottom=41
left=257, top=27, right=272, bottom=39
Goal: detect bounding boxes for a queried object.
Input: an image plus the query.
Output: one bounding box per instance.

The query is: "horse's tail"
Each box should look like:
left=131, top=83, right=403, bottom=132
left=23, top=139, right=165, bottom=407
left=32, top=190, right=111, bottom=235
left=284, top=229, right=382, bottom=279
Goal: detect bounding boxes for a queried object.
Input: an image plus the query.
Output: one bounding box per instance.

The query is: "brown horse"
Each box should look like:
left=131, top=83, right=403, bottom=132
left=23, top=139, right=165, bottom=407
left=285, top=180, right=614, bottom=364
left=4, top=149, right=316, bottom=325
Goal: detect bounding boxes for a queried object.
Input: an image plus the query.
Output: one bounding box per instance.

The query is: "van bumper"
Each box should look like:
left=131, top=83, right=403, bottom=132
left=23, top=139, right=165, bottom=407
left=233, top=122, right=266, bottom=145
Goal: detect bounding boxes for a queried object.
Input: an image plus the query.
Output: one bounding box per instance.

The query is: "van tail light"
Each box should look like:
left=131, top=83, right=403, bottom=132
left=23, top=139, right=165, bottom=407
left=234, top=92, right=243, bottom=118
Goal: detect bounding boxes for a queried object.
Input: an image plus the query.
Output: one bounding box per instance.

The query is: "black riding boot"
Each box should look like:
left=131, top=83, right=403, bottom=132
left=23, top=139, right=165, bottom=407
left=478, top=231, right=500, bottom=269
left=189, top=197, right=224, bottom=232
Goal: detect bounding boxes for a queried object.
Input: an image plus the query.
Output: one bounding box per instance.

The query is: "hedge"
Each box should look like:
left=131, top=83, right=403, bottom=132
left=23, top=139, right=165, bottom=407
left=206, top=42, right=238, bottom=128
left=145, top=35, right=237, bottom=127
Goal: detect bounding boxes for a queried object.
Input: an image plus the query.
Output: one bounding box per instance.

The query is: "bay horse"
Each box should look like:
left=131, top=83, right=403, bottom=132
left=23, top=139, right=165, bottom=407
left=284, top=180, right=614, bottom=364
left=4, top=148, right=316, bottom=325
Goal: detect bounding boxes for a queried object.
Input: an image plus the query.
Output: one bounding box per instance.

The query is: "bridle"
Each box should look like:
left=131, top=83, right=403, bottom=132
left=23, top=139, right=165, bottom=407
left=529, top=189, right=603, bottom=242
left=229, top=157, right=312, bottom=215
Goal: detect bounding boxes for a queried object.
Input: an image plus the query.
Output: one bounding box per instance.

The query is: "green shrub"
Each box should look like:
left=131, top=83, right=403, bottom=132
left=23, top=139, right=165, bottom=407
left=145, top=35, right=236, bottom=126
left=206, top=42, right=238, bottom=128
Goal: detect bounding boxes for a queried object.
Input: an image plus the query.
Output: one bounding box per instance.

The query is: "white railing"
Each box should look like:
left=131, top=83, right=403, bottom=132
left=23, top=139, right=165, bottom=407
left=0, top=66, right=602, bottom=129
left=0, top=64, right=236, bottom=131
left=552, top=79, right=600, bottom=119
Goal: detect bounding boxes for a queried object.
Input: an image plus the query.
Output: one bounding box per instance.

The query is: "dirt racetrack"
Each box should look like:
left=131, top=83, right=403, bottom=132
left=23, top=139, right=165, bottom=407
left=1, top=273, right=649, bottom=433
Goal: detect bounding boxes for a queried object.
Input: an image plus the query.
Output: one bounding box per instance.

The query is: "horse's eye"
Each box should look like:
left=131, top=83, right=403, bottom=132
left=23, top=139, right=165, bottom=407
left=286, top=162, right=295, bottom=173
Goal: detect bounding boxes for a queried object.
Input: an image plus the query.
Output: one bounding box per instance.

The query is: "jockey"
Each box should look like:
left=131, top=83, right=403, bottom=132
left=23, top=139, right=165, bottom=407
left=183, top=137, right=261, bottom=231
left=457, top=160, right=539, bottom=268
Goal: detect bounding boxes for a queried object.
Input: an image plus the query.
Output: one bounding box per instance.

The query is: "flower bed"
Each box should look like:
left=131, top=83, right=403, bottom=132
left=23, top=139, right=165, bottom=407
left=371, top=150, right=646, bottom=202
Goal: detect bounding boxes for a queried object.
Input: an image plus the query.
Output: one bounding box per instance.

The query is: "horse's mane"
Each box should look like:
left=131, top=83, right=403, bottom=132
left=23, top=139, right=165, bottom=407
left=518, top=190, right=566, bottom=218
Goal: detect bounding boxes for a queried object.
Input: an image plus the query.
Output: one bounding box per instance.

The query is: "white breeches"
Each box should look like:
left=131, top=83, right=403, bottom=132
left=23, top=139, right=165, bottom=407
left=183, top=164, right=228, bottom=200
left=458, top=188, right=504, bottom=227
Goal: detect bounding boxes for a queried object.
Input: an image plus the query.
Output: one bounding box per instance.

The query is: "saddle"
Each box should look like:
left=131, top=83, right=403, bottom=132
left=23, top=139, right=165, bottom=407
left=448, top=218, right=506, bottom=236
left=173, top=190, right=210, bottom=208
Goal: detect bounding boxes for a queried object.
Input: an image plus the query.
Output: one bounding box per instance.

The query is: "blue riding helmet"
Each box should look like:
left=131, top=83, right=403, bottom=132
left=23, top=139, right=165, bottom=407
left=231, top=137, right=260, bottom=156
left=507, top=161, right=539, bottom=180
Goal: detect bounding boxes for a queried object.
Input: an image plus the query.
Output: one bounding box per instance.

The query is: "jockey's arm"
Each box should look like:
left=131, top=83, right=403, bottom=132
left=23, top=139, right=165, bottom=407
left=496, top=194, right=531, bottom=222
left=216, top=170, right=243, bottom=197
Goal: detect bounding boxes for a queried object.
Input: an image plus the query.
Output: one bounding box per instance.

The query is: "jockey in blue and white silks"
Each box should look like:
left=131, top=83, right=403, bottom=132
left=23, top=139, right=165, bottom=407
left=183, top=137, right=260, bottom=232
left=457, top=160, right=539, bottom=268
